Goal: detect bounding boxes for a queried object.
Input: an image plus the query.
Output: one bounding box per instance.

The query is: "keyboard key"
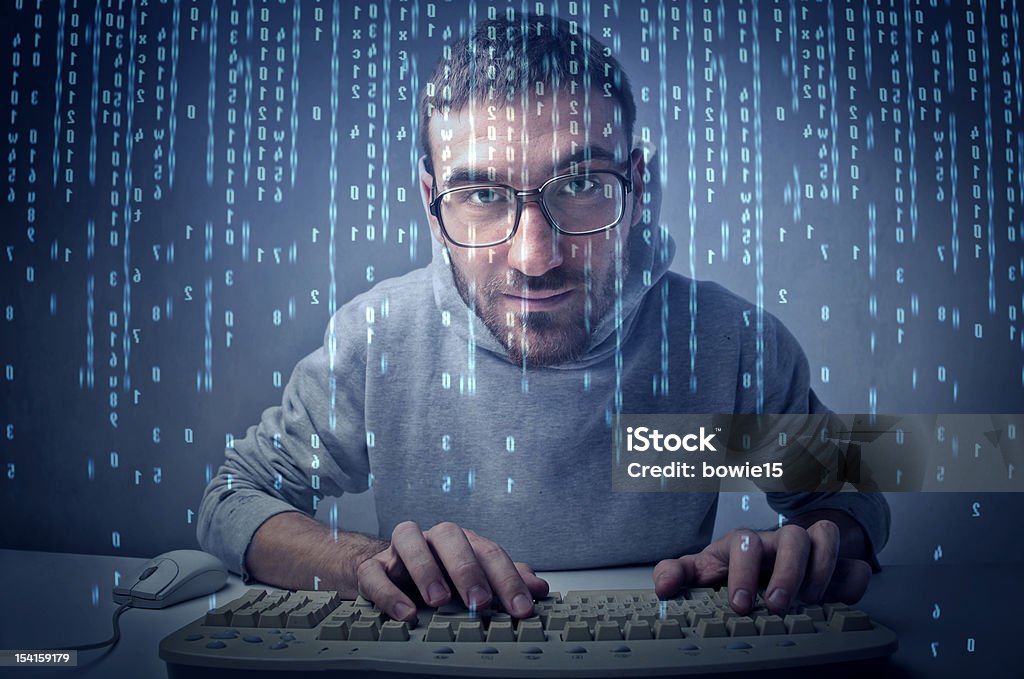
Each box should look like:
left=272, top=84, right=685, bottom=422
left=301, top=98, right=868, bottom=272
left=562, top=621, right=591, bottom=642
left=424, top=622, right=454, bottom=643
left=204, top=589, right=267, bottom=626
left=455, top=621, right=484, bottom=642
left=577, top=612, right=600, bottom=631
left=330, top=610, right=358, bottom=626
left=653, top=619, right=683, bottom=639
left=486, top=621, right=515, bottom=643
left=824, top=603, right=849, bottom=620
left=687, top=606, right=715, bottom=626
left=257, top=607, right=292, bottom=628
left=726, top=616, right=758, bottom=637
left=687, top=588, right=718, bottom=601
left=829, top=610, right=873, bottom=632
left=358, top=611, right=386, bottom=627
left=517, top=621, right=546, bottom=643
left=696, top=618, right=728, bottom=638
left=755, top=615, right=787, bottom=635
left=784, top=614, right=817, bottom=634
left=593, top=621, right=622, bottom=641
left=348, top=620, right=379, bottom=641
left=623, top=620, right=652, bottom=640
left=379, top=621, right=410, bottom=641
left=546, top=612, right=570, bottom=631
left=633, top=611, right=659, bottom=627
left=800, top=605, right=826, bottom=622
left=204, top=603, right=241, bottom=627
left=287, top=605, right=321, bottom=629
left=605, top=611, right=630, bottom=627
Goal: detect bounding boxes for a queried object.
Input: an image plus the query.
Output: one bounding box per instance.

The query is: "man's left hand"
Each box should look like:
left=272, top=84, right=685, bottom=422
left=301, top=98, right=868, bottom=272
left=652, top=520, right=872, bottom=615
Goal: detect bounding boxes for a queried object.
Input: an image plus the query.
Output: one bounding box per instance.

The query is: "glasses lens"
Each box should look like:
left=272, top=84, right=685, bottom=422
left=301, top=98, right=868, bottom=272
left=543, top=172, right=624, bottom=233
left=439, top=186, right=517, bottom=246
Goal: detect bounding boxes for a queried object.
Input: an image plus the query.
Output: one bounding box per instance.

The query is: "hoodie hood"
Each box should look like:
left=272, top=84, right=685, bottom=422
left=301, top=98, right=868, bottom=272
left=430, top=172, right=676, bottom=369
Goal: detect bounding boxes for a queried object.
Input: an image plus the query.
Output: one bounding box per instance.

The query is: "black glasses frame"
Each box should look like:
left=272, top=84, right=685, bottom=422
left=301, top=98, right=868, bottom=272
left=428, top=169, right=633, bottom=248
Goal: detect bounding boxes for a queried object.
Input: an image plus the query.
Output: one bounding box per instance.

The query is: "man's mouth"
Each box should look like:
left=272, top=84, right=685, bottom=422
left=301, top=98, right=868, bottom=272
left=501, top=288, right=576, bottom=311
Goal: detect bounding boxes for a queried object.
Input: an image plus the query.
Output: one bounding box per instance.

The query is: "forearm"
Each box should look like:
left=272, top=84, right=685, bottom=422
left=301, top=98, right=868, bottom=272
left=245, top=511, right=389, bottom=595
left=784, top=508, right=870, bottom=562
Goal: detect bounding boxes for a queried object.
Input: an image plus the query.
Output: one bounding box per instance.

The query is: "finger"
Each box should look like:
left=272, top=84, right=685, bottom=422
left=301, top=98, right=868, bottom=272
left=514, top=562, right=550, bottom=600
left=799, top=520, right=841, bottom=603
left=356, top=555, right=417, bottom=622
left=726, top=530, right=764, bottom=615
left=425, top=522, right=492, bottom=609
left=653, top=540, right=733, bottom=599
left=465, top=535, right=534, bottom=618
left=763, top=525, right=812, bottom=614
left=652, top=556, right=697, bottom=599
left=821, top=558, right=872, bottom=604
left=390, top=521, right=452, bottom=607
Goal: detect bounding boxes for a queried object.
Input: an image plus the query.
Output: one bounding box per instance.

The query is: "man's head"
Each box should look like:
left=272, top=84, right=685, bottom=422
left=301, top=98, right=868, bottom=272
left=417, top=13, right=645, bottom=367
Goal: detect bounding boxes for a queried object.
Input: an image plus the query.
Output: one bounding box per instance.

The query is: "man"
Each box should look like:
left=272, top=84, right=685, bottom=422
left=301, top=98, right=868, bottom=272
left=197, top=13, right=889, bottom=625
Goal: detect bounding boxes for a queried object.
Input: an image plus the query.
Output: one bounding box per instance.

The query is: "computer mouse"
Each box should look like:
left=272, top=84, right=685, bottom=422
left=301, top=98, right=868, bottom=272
left=113, top=549, right=228, bottom=609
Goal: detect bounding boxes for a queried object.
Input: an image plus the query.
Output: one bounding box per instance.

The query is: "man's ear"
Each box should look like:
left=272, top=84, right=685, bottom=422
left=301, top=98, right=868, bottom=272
left=628, top=146, right=647, bottom=228
left=418, top=154, right=446, bottom=244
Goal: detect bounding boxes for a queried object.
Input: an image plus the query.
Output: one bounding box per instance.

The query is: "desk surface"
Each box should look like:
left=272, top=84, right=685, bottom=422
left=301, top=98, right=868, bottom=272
left=0, top=549, right=1020, bottom=679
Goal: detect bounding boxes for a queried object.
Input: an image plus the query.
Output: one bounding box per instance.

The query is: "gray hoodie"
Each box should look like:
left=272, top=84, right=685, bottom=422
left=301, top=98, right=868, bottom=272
left=197, top=220, right=890, bottom=582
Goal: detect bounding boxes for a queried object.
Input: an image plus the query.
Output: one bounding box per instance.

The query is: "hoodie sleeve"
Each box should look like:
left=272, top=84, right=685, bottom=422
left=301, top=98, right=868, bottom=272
left=756, top=311, right=891, bottom=572
left=196, top=303, right=371, bottom=582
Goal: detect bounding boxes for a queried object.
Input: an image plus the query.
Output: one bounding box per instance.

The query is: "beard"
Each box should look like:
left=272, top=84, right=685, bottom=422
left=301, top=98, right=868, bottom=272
left=449, top=245, right=630, bottom=368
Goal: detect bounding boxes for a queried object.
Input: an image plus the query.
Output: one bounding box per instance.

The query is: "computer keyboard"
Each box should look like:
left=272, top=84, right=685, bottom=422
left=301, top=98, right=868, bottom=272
left=160, top=586, right=898, bottom=677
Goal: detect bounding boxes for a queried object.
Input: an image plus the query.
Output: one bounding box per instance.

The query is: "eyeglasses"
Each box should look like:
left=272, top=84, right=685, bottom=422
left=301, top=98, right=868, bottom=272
left=429, top=170, right=633, bottom=248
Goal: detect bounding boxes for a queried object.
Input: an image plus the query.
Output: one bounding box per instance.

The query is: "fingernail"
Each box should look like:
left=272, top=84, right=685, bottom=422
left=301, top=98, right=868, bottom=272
left=467, top=585, right=490, bottom=608
left=731, top=588, right=752, bottom=611
left=393, top=602, right=414, bottom=620
left=512, top=593, right=533, bottom=616
left=427, top=581, right=448, bottom=605
left=768, top=588, right=790, bottom=610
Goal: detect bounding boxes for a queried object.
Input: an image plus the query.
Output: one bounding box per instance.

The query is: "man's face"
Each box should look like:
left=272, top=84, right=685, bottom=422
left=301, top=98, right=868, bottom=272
left=419, top=92, right=644, bottom=367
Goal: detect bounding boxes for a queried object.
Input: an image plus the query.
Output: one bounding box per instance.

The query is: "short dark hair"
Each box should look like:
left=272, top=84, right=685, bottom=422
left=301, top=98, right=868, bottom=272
left=418, top=12, right=637, bottom=175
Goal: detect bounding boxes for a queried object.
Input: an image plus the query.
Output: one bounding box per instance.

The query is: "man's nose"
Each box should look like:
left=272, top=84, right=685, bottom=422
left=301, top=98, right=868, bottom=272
left=506, top=201, right=564, bottom=277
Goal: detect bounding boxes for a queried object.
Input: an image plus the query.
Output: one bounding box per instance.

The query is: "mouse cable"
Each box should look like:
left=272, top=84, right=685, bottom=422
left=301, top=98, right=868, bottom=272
left=55, top=601, right=134, bottom=652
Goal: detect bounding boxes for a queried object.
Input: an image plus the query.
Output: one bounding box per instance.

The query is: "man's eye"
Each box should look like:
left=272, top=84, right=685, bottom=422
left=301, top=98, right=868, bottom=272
left=562, top=178, right=599, bottom=195
left=469, top=188, right=506, bottom=204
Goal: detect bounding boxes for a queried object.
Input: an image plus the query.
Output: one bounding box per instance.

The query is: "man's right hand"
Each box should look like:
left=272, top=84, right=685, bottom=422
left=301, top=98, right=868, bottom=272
left=356, top=521, right=549, bottom=622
